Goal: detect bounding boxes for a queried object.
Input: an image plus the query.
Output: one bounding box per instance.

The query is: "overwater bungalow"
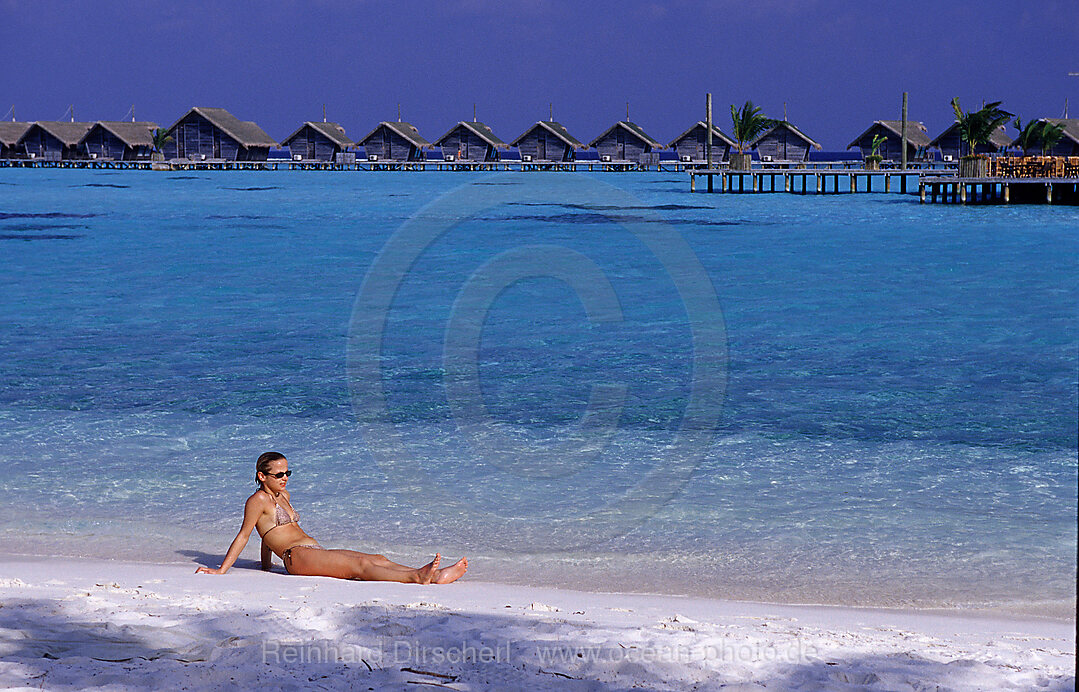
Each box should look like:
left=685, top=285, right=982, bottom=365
left=80, top=121, right=157, bottom=160
left=17, top=122, right=93, bottom=160
left=589, top=121, right=662, bottom=162
left=930, top=123, right=1009, bottom=161
left=511, top=120, right=586, bottom=162
left=1009, top=118, right=1079, bottom=156
left=434, top=120, right=508, bottom=161
left=0, top=122, right=30, bottom=158
left=357, top=121, right=431, bottom=161
left=668, top=121, right=735, bottom=163
left=161, top=107, right=276, bottom=161
left=849, top=121, right=931, bottom=161
left=751, top=120, right=821, bottom=162
left=280, top=122, right=353, bottom=161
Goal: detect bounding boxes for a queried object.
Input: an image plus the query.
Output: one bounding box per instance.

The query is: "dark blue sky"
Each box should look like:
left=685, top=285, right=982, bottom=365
left=2, top=0, right=1076, bottom=149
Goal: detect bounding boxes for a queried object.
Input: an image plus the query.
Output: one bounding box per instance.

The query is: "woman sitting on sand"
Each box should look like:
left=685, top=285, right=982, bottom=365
left=196, top=452, right=467, bottom=584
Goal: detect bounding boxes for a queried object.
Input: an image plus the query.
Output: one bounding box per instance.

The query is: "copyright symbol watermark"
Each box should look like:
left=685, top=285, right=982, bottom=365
left=347, top=174, right=726, bottom=551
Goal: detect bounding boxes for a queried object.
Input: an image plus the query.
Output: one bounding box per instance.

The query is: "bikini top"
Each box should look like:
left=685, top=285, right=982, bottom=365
left=267, top=494, right=298, bottom=529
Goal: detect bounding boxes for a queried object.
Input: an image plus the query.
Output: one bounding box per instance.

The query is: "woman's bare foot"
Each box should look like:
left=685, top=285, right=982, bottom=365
left=435, top=557, right=468, bottom=584
left=416, top=554, right=440, bottom=584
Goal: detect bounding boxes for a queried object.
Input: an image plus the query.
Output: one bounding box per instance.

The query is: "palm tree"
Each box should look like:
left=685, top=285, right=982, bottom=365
left=1038, top=121, right=1065, bottom=156
left=864, top=133, right=887, bottom=170
left=728, top=101, right=775, bottom=171
left=729, top=101, right=774, bottom=154
left=1012, top=118, right=1041, bottom=155
left=1012, top=118, right=1067, bottom=156
left=151, top=127, right=173, bottom=160
left=950, top=98, right=1012, bottom=158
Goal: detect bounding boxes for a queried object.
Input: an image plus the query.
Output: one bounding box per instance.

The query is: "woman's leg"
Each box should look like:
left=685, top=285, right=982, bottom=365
left=338, top=550, right=468, bottom=584
left=285, top=547, right=439, bottom=583
left=334, top=550, right=417, bottom=574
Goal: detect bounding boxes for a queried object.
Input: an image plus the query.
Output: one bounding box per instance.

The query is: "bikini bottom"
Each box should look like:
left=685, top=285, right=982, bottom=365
left=282, top=543, right=324, bottom=573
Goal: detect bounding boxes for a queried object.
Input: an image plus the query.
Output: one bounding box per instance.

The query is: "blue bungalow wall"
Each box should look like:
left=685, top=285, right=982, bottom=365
left=162, top=111, right=268, bottom=161
left=1043, top=136, right=1078, bottom=156
left=516, top=127, right=574, bottom=162
left=361, top=125, right=424, bottom=161
left=439, top=126, right=499, bottom=161
left=755, top=128, right=811, bottom=161
left=285, top=125, right=344, bottom=161
left=593, top=127, right=651, bottom=161
left=22, top=127, right=81, bottom=160
left=81, top=127, right=150, bottom=160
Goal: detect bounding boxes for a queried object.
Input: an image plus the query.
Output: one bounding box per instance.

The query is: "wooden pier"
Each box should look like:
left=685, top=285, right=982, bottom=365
left=688, top=168, right=926, bottom=195
left=0, top=157, right=672, bottom=172
left=919, top=177, right=1079, bottom=205
left=0, top=157, right=952, bottom=175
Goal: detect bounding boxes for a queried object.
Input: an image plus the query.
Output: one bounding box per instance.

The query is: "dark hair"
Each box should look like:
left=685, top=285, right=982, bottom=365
left=255, top=451, right=286, bottom=486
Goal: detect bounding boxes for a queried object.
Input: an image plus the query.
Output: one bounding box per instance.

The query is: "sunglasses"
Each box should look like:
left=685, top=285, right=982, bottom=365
left=265, top=470, right=293, bottom=479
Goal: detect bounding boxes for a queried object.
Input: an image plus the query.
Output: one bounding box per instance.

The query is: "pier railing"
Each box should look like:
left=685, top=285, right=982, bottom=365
left=989, top=156, right=1079, bottom=179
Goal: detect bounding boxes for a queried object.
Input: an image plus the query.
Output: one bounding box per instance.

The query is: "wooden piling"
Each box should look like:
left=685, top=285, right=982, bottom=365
left=901, top=91, right=909, bottom=171
left=705, top=93, right=713, bottom=191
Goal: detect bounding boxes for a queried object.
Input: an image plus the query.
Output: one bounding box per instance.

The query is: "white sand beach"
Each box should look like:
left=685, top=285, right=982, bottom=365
left=0, top=556, right=1072, bottom=691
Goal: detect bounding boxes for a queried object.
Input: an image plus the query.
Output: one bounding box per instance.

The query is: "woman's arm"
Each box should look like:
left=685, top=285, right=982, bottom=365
left=196, top=494, right=265, bottom=575
left=260, top=539, right=273, bottom=571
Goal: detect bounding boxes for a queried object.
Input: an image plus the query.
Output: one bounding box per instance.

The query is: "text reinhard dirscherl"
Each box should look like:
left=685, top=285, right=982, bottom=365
left=262, top=637, right=819, bottom=667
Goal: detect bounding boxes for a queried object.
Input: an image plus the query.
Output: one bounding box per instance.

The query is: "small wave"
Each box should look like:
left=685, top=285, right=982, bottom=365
left=222, top=186, right=280, bottom=191
left=75, top=183, right=130, bottom=189
left=0, top=233, right=82, bottom=240
left=494, top=213, right=743, bottom=227
left=509, top=202, right=713, bottom=211
left=0, top=223, right=88, bottom=230
left=0, top=212, right=98, bottom=219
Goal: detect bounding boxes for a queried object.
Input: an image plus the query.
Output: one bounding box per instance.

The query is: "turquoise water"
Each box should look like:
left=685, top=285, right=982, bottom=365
left=0, top=169, right=1075, bottom=615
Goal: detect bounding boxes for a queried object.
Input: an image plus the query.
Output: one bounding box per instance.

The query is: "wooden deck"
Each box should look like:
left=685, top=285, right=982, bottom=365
left=919, top=176, right=1079, bottom=205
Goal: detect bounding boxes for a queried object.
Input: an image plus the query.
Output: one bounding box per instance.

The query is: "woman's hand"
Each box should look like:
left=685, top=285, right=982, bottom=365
left=195, top=566, right=224, bottom=575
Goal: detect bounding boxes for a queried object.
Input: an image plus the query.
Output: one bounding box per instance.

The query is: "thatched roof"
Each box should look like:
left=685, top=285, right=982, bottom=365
left=927, top=122, right=1009, bottom=150
left=88, top=121, right=159, bottom=148
left=589, top=121, right=663, bottom=149
left=510, top=121, right=586, bottom=149
left=848, top=120, right=931, bottom=149
left=19, top=122, right=94, bottom=146
left=0, top=122, right=30, bottom=145
left=434, top=121, right=509, bottom=149
left=280, top=121, right=354, bottom=148
left=751, top=120, right=822, bottom=150
left=166, top=107, right=277, bottom=148
left=668, top=121, right=736, bottom=148
left=357, top=121, right=431, bottom=149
